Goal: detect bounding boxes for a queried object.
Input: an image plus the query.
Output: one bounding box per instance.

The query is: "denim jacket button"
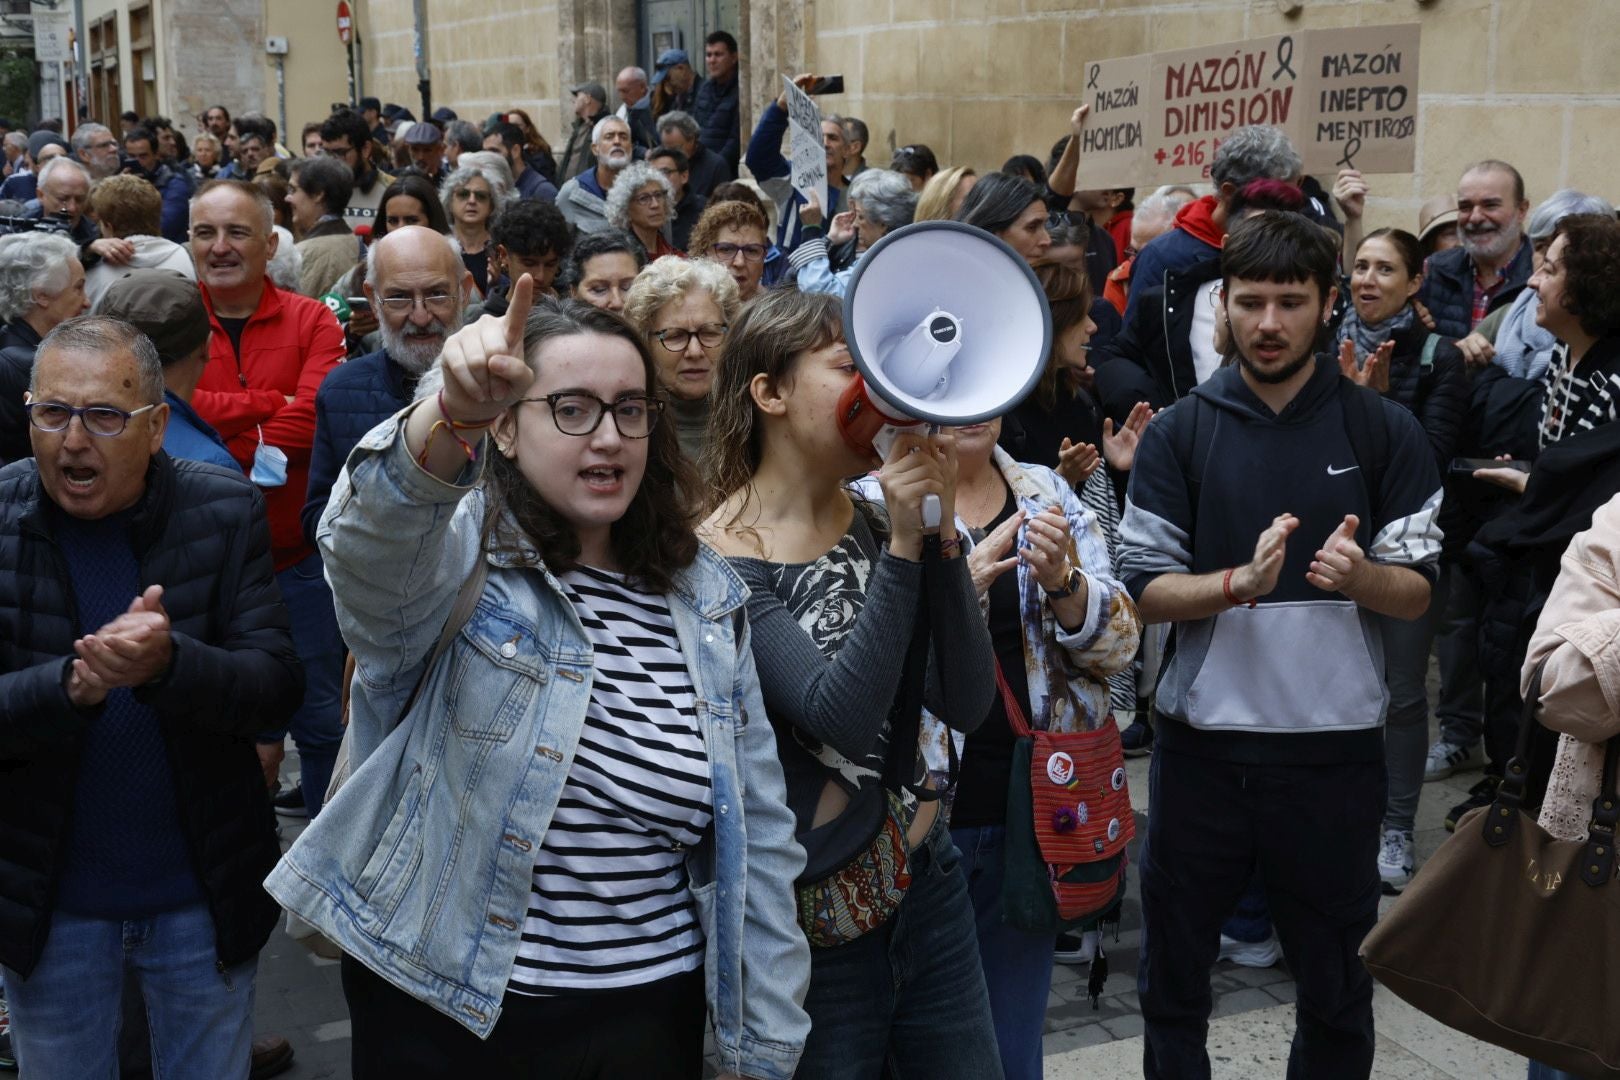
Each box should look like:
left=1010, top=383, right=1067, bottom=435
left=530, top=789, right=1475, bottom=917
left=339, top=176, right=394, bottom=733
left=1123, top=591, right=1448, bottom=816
left=500, top=642, right=518, bottom=658
left=705, top=633, right=714, bottom=643
left=719, top=803, right=729, bottom=815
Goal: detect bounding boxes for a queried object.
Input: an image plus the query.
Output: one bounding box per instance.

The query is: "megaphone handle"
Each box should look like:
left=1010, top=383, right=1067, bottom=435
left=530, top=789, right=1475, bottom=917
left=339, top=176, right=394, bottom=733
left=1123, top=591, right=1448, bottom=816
left=922, top=422, right=944, bottom=531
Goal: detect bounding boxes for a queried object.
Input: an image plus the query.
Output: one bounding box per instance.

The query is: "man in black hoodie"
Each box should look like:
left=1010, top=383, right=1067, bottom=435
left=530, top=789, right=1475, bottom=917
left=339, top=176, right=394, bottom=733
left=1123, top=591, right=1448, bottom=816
left=1119, top=212, right=1442, bottom=1080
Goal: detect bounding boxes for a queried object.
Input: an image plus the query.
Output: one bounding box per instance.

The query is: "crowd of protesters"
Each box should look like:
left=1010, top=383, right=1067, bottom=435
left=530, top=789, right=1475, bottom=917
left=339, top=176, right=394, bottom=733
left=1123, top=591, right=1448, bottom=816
left=0, top=28, right=1615, bottom=1080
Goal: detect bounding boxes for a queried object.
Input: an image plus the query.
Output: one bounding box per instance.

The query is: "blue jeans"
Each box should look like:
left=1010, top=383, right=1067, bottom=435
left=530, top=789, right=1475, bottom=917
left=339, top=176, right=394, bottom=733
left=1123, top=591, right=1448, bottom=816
left=1138, top=748, right=1383, bottom=1080
left=952, top=825, right=1056, bottom=1080
left=1527, top=1061, right=1583, bottom=1080
left=796, top=817, right=1004, bottom=1080
left=271, top=550, right=344, bottom=816
left=2, top=903, right=256, bottom=1080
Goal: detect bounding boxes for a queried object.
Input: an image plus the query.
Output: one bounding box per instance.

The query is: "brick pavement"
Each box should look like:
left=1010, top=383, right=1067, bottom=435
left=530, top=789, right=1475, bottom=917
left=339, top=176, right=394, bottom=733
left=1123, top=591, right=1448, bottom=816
left=254, top=719, right=1513, bottom=1079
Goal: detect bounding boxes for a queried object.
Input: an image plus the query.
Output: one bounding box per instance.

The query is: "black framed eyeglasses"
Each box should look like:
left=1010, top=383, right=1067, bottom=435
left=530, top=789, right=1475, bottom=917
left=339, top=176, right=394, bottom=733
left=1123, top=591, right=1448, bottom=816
left=711, top=242, right=765, bottom=264
left=652, top=323, right=727, bottom=353
left=518, top=392, right=664, bottom=438
left=25, top=400, right=157, bottom=437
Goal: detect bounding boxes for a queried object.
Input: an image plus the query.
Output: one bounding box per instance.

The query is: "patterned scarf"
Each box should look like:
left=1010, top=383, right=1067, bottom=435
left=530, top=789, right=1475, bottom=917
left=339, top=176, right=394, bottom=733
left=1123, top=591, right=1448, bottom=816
left=1493, top=288, right=1559, bottom=380
left=1336, top=303, right=1416, bottom=365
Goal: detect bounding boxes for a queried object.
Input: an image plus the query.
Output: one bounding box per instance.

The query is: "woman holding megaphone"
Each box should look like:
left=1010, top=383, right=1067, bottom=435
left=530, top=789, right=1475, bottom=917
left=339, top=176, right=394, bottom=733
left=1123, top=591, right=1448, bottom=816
left=853, top=411, right=1142, bottom=1080
left=699, top=289, right=1002, bottom=1079
left=266, top=276, right=811, bottom=1080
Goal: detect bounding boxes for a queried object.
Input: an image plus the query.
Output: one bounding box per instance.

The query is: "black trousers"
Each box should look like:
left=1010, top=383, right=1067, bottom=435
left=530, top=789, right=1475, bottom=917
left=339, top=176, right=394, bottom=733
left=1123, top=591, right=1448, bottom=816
left=341, top=955, right=706, bottom=1079
left=1136, top=747, right=1384, bottom=1080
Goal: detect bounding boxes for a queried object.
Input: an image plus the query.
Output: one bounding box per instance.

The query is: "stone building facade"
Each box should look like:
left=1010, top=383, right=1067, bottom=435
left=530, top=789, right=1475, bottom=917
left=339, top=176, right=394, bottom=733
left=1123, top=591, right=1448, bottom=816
left=75, top=0, right=1620, bottom=233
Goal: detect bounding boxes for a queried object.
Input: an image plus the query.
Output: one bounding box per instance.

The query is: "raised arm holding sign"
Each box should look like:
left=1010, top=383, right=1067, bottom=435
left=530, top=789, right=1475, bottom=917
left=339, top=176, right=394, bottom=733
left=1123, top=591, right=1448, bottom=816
left=781, top=74, right=829, bottom=213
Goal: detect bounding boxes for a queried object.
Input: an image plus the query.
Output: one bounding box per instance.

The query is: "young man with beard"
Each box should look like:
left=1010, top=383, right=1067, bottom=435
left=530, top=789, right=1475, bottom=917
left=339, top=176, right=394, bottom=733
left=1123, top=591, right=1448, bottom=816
left=555, top=116, right=633, bottom=235
left=301, top=226, right=472, bottom=547
left=1118, top=211, right=1443, bottom=1080
left=1416, top=160, right=1534, bottom=339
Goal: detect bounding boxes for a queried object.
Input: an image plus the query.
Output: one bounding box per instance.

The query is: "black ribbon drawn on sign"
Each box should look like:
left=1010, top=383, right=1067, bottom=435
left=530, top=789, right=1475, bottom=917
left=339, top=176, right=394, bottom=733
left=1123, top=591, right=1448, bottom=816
left=1088, top=64, right=1100, bottom=90
left=1272, top=36, right=1296, bottom=80
left=1337, top=136, right=1362, bottom=170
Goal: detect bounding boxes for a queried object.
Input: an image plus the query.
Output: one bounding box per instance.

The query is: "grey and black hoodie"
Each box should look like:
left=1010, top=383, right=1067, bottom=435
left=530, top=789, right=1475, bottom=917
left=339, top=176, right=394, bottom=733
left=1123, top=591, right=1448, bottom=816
left=1118, top=356, right=1443, bottom=765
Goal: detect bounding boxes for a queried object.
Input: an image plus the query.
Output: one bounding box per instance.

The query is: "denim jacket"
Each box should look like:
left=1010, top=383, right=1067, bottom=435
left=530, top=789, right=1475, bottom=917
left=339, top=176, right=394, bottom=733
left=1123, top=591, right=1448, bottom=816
left=264, top=408, right=811, bottom=1079
left=854, top=448, right=1141, bottom=781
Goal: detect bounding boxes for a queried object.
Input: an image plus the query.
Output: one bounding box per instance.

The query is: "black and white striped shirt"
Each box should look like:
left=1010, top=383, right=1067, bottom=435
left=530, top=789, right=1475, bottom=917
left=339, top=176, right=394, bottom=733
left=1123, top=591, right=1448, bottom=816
left=508, top=567, right=713, bottom=996
left=1540, top=341, right=1620, bottom=448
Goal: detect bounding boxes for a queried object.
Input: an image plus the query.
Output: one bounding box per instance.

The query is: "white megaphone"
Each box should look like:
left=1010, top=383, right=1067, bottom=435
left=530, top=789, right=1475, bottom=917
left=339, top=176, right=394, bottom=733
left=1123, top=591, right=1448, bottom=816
left=837, top=221, right=1052, bottom=527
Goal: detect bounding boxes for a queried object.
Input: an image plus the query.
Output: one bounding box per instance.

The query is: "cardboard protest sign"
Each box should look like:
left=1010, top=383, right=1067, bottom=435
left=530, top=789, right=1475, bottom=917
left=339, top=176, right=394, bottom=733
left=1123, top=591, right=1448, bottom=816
left=1299, top=23, right=1421, bottom=174
left=1144, top=33, right=1303, bottom=186
left=1067, top=23, right=1420, bottom=188
left=781, top=76, right=828, bottom=213
left=1073, top=54, right=1151, bottom=190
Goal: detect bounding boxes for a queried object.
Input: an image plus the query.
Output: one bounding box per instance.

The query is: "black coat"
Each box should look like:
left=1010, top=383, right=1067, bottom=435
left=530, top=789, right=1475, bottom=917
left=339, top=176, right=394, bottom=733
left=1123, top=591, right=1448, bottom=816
left=1093, top=255, right=1220, bottom=423
left=1378, top=320, right=1468, bottom=472
left=0, top=318, right=38, bottom=464
left=0, top=453, right=302, bottom=976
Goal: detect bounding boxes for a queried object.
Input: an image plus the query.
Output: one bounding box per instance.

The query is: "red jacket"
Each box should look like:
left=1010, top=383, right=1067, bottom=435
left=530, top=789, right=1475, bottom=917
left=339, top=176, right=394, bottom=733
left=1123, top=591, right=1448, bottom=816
left=193, top=281, right=345, bottom=571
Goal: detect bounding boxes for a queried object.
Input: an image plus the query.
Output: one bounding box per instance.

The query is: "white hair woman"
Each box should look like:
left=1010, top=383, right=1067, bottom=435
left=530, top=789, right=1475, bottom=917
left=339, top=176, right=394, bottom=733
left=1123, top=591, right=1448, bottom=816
left=605, top=161, right=680, bottom=261
left=0, top=231, right=86, bottom=461
left=623, top=256, right=740, bottom=459
left=794, top=169, right=917, bottom=297
left=440, top=159, right=514, bottom=297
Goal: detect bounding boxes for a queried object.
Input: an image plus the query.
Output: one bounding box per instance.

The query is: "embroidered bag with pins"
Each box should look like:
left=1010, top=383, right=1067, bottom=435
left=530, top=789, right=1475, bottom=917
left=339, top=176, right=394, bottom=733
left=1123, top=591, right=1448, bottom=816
left=998, top=655, right=1132, bottom=948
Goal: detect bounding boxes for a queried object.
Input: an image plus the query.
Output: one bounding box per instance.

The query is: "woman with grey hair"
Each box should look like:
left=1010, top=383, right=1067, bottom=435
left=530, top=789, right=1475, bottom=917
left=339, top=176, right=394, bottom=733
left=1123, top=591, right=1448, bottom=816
left=606, top=160, right=681, bottom=261
left=1454, top=188, right=1618, bottom=376
left=0, top=230, right=86, bottom=461
left=791, top=168, right=917, bottom=297
left=623, top=255, right=741, bottom=459
left=440, top=159, right=513, bottom=296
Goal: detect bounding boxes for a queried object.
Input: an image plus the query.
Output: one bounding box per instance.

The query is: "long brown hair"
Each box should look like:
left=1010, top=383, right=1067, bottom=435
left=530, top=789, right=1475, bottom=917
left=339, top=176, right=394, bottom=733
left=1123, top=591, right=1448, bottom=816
left=699, top=289, right=844, bottom=523
left=1034, top=263, right=1093, bottom=409
left=485, top=297, right=698, bottom=592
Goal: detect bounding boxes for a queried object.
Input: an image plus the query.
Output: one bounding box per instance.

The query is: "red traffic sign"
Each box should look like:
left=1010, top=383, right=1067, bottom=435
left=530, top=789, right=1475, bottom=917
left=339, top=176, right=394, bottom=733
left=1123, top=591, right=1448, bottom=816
left=336, top=1, right=353, bottom=44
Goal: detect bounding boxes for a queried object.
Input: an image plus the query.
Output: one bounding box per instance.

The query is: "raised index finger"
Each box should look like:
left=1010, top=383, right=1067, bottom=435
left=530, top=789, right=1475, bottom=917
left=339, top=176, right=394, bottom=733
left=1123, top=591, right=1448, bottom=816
left=504, top=273, right=536, bottom=354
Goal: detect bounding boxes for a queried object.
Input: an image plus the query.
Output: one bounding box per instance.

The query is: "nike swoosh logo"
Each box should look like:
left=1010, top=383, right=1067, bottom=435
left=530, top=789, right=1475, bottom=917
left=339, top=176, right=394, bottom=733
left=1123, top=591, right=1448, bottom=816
left=1326, top=465, right=1360, bottom=476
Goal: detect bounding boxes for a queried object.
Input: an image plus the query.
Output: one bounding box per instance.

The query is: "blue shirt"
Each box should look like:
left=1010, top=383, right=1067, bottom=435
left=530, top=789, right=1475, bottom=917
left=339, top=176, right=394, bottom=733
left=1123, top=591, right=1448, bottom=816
left=162, top=390, right=240, bottom=473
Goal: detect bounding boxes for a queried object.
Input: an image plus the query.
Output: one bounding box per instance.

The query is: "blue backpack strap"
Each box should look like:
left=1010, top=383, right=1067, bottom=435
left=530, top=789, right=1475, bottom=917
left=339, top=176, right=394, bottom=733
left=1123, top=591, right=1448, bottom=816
left=1419, top=333, right=1441, bottom=374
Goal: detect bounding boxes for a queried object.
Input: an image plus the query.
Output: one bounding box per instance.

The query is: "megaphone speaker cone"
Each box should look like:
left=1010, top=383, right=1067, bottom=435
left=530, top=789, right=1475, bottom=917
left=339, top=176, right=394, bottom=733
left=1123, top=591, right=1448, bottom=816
left=841, top=220, right=1052, bottom=430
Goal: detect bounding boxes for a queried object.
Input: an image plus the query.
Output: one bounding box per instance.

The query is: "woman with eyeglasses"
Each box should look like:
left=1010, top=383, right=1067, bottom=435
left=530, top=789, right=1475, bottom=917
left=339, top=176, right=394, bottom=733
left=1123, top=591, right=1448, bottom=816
left=624, top=257, right=740, bottom=460
left=687, top=198, right=772, bottom=303
left=794, top=170, right=917, bottom=299
left=266, top=276, right=812, bottom=1079
left=606, top=162, right=683, bottom=262
left=441, top=161, right=513, bottom=297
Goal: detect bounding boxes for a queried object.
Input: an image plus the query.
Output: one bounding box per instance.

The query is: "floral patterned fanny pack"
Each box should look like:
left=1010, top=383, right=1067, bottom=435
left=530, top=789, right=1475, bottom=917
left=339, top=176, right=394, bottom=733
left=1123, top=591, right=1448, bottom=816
left=794, top=791, right=913, bottom=948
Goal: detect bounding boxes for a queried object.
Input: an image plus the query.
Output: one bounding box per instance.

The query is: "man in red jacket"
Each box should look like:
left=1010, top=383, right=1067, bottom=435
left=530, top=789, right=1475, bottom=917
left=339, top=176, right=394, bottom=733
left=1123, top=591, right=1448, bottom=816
left=190, top=179, right=346, bottom=819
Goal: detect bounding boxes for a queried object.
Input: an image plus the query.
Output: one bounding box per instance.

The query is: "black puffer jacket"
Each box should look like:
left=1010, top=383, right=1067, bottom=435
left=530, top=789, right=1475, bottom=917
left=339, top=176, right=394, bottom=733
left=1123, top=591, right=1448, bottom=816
left=0, top=454, right=302, bottom=976
left=0, top=318, right=40, bottom=464
left=1377, top=320, right=1468, bottom=472
left=1415, top=239, right=1533, bottom=340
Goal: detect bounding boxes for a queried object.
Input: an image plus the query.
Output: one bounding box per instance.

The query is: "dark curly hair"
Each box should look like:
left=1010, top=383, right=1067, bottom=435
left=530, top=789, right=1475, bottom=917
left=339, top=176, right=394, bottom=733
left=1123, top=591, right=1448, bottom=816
left=1551, top=213, right=1620, bottom=339
left=485, top=297, right=698, bottom=592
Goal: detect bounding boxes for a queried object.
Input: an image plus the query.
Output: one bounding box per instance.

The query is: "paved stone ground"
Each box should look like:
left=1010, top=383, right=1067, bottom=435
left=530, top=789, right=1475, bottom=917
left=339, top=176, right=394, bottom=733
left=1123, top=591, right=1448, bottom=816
left=254, top=704, right=1514, bottom=1079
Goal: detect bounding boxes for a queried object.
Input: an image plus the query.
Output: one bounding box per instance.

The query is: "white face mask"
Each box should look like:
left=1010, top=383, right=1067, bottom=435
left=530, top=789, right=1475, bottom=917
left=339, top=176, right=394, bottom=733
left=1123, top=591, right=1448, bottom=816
left=250, top=426, right=288, bottom=488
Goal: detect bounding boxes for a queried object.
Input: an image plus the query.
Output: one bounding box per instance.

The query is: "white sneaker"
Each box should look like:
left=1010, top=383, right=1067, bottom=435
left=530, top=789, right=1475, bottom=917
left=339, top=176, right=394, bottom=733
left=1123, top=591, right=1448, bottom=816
left=1423, top=739, right=1484, bottom=782
left=1217, top=933, right=1281, bottom=968
left=1378, top=829, right=1415, bottom=889
left=1054, top=929, right=1100, bottom=965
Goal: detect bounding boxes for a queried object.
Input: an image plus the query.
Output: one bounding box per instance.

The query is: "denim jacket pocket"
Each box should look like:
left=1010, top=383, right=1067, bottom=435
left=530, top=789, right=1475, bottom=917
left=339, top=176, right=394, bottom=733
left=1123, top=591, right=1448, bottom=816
left=353, top=764, right=425, bottom=932
left=447, top=606, right=549, bottom=742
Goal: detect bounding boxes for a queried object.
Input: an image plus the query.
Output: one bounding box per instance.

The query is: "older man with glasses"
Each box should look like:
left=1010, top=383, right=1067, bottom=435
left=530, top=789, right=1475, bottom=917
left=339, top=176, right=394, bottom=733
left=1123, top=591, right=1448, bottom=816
left=0, top=315, right=301, bottom=1080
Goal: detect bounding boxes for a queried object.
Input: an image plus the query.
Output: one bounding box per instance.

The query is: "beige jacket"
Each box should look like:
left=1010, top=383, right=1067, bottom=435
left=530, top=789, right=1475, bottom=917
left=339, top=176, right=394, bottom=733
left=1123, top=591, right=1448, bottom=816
left=1524, top=492, right=1620, bottom=841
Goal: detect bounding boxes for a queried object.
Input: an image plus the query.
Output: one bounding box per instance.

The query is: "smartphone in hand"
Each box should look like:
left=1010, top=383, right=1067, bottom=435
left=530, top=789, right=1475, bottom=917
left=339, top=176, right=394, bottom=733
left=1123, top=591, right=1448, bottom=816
left=808, top=75, right=845, bottom=95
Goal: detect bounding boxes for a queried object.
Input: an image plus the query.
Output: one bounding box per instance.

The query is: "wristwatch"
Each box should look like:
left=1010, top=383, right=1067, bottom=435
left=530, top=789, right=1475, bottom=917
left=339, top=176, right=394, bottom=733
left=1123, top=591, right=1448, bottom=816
left=1044, top=567, right=1083, bottom=599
